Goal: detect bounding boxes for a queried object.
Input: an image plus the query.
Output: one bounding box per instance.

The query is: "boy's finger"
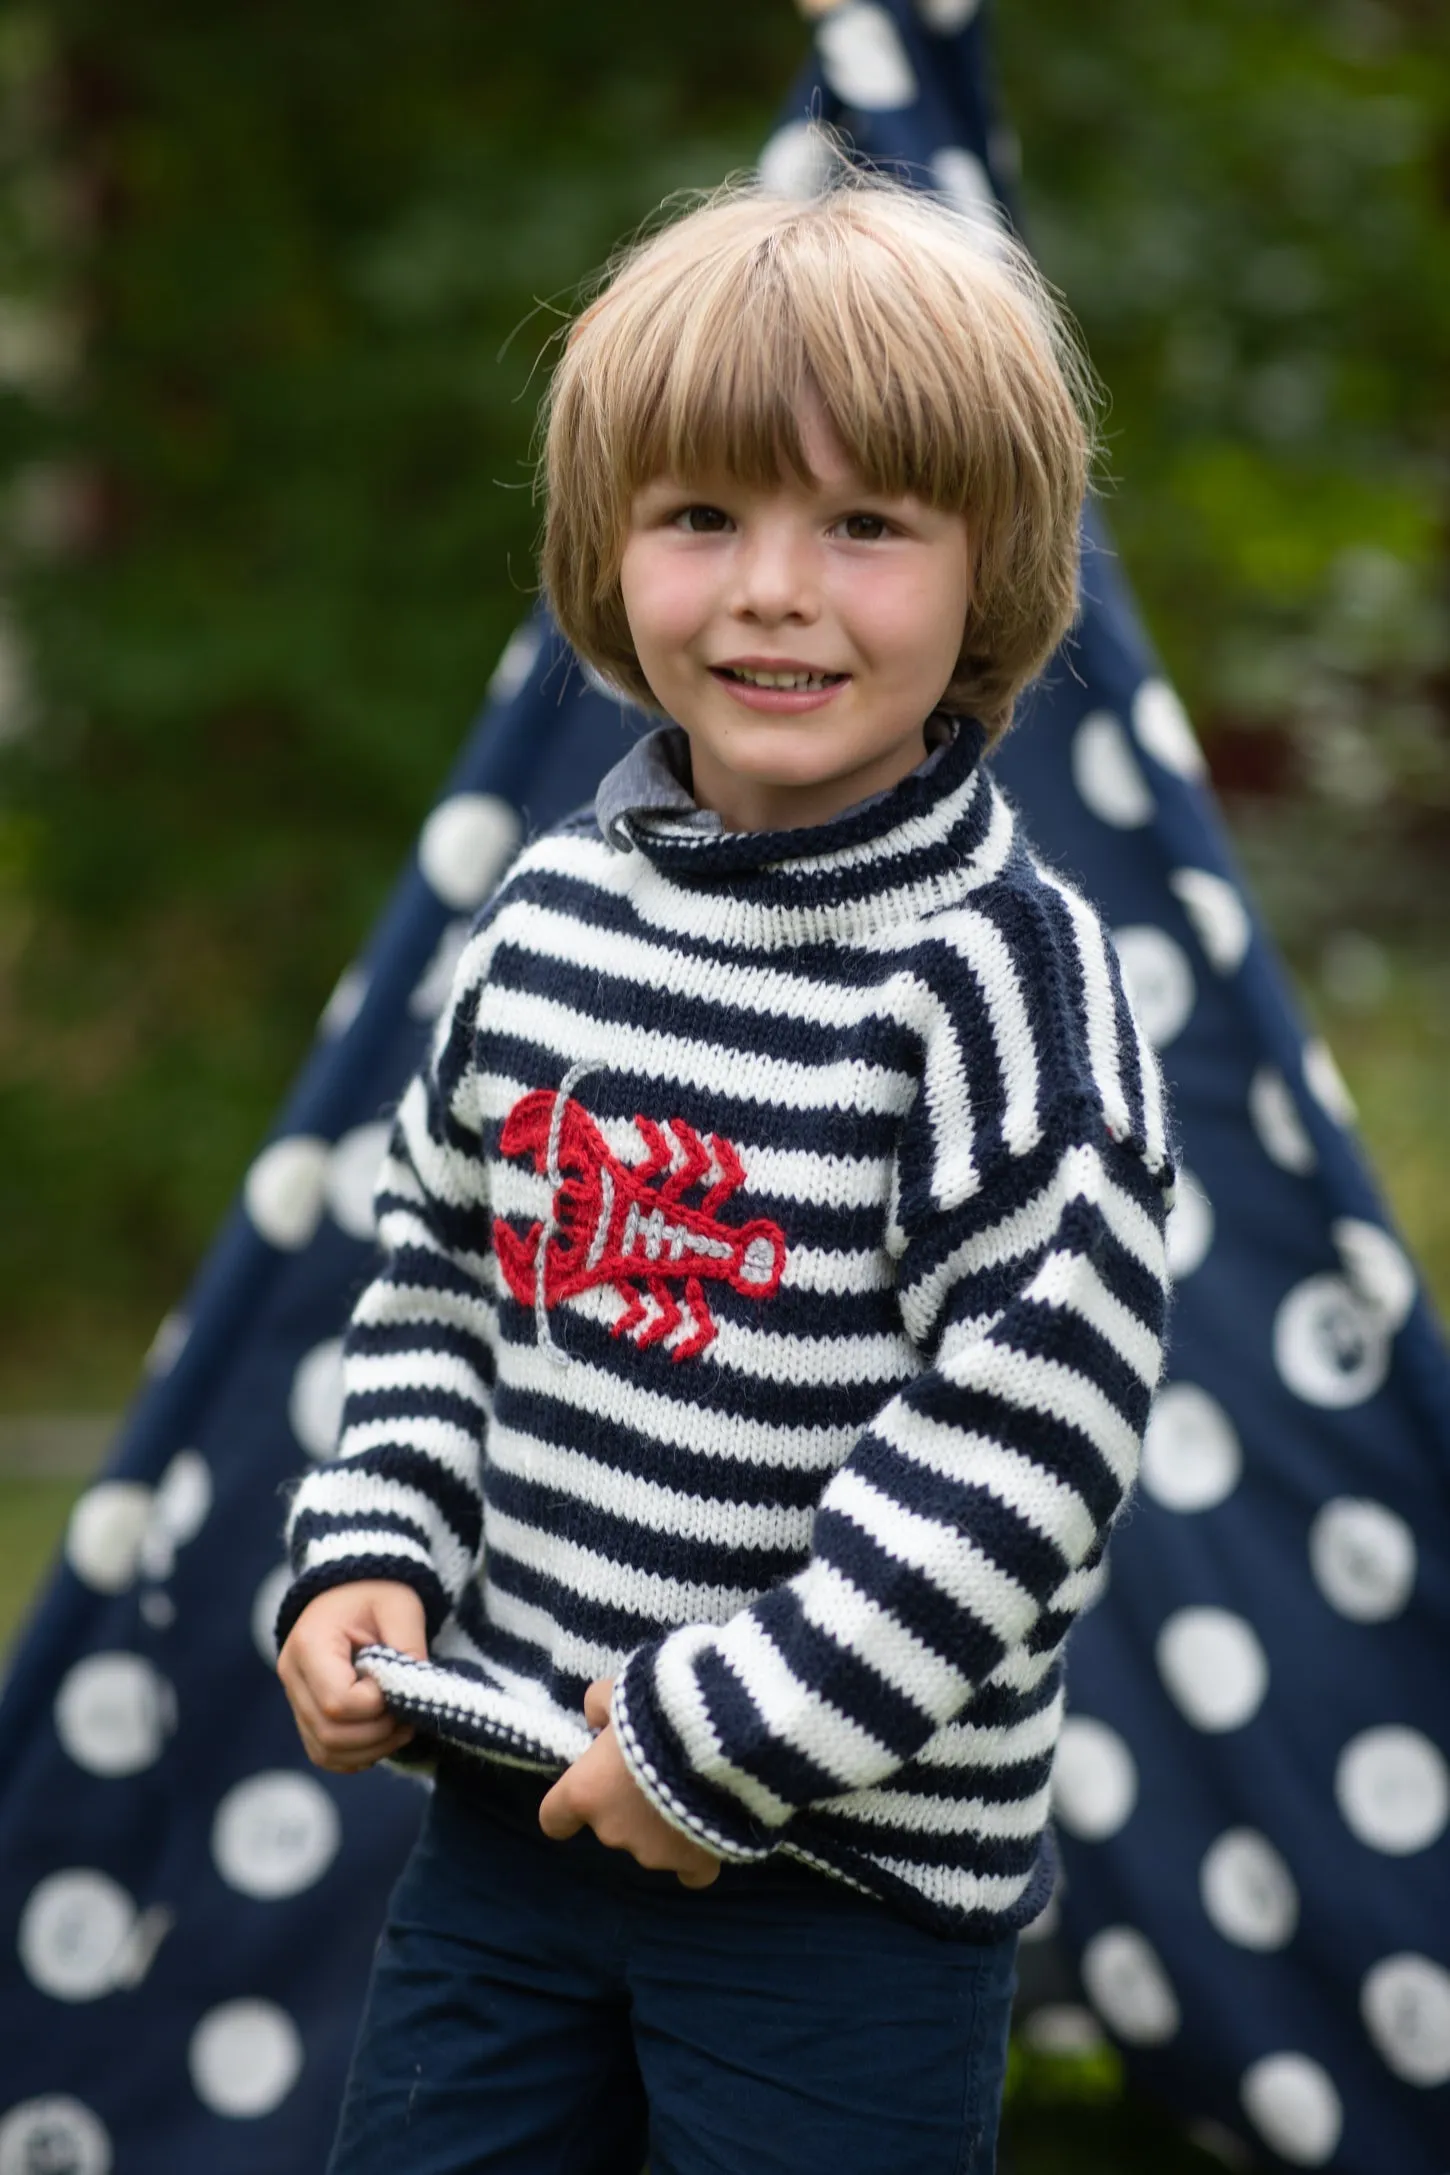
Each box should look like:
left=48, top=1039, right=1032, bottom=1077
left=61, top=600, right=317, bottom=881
left=285, top=1678, right=391, bottom=1749
left=582, top=1677, right=614, bottom=1730
left=537, top=1776, right=584, bottom=1841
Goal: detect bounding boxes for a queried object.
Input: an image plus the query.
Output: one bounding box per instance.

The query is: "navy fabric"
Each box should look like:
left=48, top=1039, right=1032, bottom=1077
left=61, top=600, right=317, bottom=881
left=1, top=5, right=1447, bottom=2171
left=325, top=1760, right=1016, bottom=2175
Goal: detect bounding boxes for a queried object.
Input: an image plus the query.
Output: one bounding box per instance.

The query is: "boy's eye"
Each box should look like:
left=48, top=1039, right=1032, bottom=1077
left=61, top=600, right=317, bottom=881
left=675, top=504, right=730, bottom=533
left=840, top=512, right=890, bottom=541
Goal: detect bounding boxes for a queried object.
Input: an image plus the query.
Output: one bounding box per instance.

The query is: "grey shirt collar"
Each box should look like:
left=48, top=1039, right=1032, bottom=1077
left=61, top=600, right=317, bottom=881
left=596, top=717, right=954, bottom=853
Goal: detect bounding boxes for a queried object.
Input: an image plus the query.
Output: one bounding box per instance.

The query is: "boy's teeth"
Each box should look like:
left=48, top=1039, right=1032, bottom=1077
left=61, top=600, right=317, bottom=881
left=725, top=667, right=839, bottom=690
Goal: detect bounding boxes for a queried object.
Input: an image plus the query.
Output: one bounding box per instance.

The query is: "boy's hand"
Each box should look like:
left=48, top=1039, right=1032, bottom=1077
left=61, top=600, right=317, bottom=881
left=539, top=1678, right=721, bottom=1890
left=277, top=1580, right=427, bottom=1773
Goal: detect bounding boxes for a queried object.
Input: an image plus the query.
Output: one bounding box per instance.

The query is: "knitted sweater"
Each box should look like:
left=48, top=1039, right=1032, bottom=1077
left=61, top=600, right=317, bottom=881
left=277, top=717, right=1176, bottom=1938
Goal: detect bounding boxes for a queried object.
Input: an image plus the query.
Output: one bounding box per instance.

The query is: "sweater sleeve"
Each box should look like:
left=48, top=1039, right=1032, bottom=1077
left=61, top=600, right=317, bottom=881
left=612, top=1090, right=1174, bottom=1861
left=274, top=953, right=496, bottom=1651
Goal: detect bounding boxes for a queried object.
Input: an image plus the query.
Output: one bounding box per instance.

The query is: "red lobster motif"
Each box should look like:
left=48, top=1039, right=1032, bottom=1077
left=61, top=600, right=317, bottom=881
left=493, top=1088, right=787, bottom=1362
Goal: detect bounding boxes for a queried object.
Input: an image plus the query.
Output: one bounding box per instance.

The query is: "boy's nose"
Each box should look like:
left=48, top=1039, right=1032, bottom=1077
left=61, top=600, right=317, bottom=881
left=729, top=526, right=818, bottom=624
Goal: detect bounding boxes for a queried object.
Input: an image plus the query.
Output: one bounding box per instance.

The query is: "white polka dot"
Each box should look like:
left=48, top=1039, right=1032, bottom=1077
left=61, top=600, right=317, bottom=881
left=1051, top=1716, right=1137, bottom=1839
left=1310, top=1498, right=1416, bottom=1622
left=1361, top=1952, right=1450, bottom=2086
left=1071, top=710, right=1153, bottom=827
left=758, top=119, right=836, bottom=200
left=243, top=1135, right=330, bottom=1250
left=19, top=1871, right=135, bottom=2001
left=139, top=1448, right=211, bottom=1581
left=143, top=1310, right=190, bottom=1376
left=1141, top=1382, right=1241, bottom=1513
left=65, top=1483, right=152, bottom=1594
left=1240, top=2053, right=1342, bottom=2166
left=487, top=620, right=542, bottom=704
left=1332, top=1218, right=1416, bottom=1331
left=1303, top=1037, right=1356, bottom=1124
left=817, top=3, right=919, bottom=109
left=16, top=1874, right=168, bottom=2003
left=1274, top=1273, right=1391, bottom=1408
left=0, top=2095, right=113, bottom=2175
left=1336, top=1726, right=1449, bottom=1855
left=139, top=1589, right=174, bottom=1628
left=1165, top=1170, right=1214, bottom=1280
left=54, top=1652, right=175, bottom=1777
left=1157, top=1608, right=1268, bottom=1732
left=289, top=1338, right=345, bottom=1461
left=914, top=0, right=983, bottom=27
left=326, top=1122, right=391, bottom=1241
left=417, top=793, right=520, bottom=911
left=409, top=916, right=471, bottom=1020
left=1249, top=1065, right=1316, bottom=1173
left=317, top=962, right=368, bottom=1040
left=1021, top=2004, right=1105, bottom=2056
left=1082, top=1926, right=1180, bottom=2044
left=930, top=149, right=1007, bottom=248
left=188, top=1999, right=303, bottom=2119
left=1169, top=868, right=1251, bottom=973
left=252, top=1564, right=292, bottom=1667
left=1111, top=925, right=1196, bottom=1047
left=212, top=1771, right=341, bottom=1899
left=1131, top=678, right=1206, bottom=779
left=1200, top=1829, right=1299, bottom=1950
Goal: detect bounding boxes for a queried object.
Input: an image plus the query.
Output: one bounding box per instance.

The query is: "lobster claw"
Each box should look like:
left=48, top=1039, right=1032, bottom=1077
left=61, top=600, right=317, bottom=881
left=493, top=1217, right=543, bottom=1307
left=499, top=1088, right=609, bottom=1186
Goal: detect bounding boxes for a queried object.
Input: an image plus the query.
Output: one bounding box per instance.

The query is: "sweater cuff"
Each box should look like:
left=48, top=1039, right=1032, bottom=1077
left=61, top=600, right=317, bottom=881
left=273, top=1557, right=452, bottom=1654
left=613, top=1644, right=779, bottom=1864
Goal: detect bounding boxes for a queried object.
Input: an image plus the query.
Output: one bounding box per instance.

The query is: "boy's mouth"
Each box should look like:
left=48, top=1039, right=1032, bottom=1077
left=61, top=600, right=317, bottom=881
left=712, top=665, right=848, bottom=692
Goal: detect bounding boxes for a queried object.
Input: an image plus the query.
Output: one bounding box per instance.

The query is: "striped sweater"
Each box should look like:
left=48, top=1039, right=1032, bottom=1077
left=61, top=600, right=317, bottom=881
left=278, top=716, right=1176, bottom=1938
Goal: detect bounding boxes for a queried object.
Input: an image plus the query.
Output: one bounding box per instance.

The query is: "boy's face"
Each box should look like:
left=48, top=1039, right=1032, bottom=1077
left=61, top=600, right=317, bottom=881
left=618, top=402, right=972, bottom=833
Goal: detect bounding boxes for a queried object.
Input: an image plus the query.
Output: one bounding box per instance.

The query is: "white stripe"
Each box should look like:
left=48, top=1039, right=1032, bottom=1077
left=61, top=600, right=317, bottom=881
left=708, top=1609, right=899, bottom=1792
left=297, top=1526, right=434, bottom=1578
left=864, top=1857, right=1034, bottom=1913
left=337, top=1412, right=485, bottom=1476
left=480, top=985, right=915, bottom=1118
left=784, top=1243, right=893, bottom=1295
left=826, top=1779, right=1052, bottom=1838
left=648, top=1626, right=795, bottom=1827
left=792, top=1557, right=970, bottom=1719
left=874, top=1402, right=1097, bottom=1568
left=825, top=1466, right=1038, bottom=1651
left=916, top=1682, right=1065, bottom=1767
left=1026, top=1247, right=1164, bottom=1387
left=482, top=1504, right=761, bottom=1623
left=1036, top=866, right=1130, bottom=1138
left=938, top=1334, right=1142, bottom=1493
left=485, top=1419, right=814, bottom=1555
left=499, top=1333, right=855, bottom=1473
left=346, top=1348, right=492, bottom=1410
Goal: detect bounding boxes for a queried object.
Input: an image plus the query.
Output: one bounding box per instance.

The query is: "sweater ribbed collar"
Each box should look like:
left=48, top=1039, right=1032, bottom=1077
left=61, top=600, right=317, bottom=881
left=598, top=714, right=988, bottom=877
left=590, top=716, right=1002, bottom=950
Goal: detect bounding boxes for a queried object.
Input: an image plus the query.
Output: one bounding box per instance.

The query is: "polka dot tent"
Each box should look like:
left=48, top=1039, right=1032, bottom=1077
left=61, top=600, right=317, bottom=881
left=1, top=4, right=1446, bottom=2168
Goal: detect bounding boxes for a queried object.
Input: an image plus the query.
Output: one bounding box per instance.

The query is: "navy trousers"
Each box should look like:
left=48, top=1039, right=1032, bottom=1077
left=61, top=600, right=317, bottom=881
left=326, top=1760, right=1017, bottom=2175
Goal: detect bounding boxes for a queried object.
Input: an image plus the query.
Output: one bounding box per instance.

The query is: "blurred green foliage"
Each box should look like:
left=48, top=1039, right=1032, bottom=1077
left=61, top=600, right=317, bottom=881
left=0, top=0, right=1445, bottom=1402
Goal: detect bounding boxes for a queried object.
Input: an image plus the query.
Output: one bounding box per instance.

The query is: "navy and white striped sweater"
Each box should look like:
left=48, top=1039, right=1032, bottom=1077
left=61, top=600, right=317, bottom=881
left=278, top=716, right=1176, bottom=1938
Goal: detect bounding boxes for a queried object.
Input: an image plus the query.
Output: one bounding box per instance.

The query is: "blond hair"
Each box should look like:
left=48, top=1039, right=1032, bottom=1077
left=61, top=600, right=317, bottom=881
left=539, top=172, right=1097, bottom=742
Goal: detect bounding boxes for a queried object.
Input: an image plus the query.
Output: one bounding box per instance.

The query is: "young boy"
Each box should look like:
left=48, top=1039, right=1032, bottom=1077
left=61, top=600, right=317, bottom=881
left=277, top=175, right=1175, bottom=2174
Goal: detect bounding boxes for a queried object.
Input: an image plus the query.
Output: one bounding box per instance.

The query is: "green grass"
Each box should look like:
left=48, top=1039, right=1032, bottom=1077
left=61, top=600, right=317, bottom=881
left=0, top=1474, right=84, bottom=1668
